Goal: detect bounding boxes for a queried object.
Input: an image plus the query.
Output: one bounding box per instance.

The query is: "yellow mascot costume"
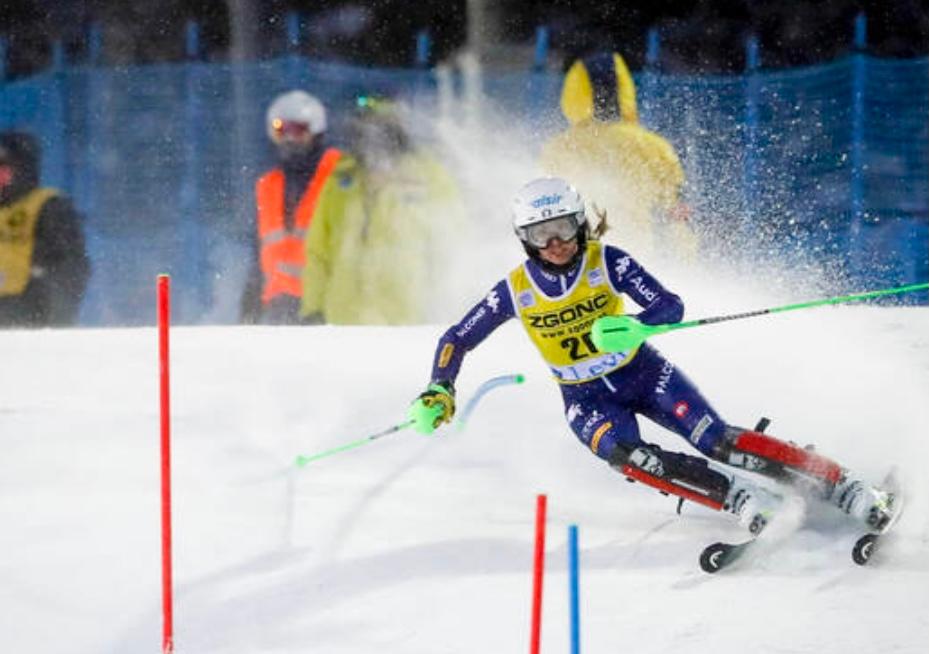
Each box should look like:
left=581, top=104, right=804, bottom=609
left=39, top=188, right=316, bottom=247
left=540, top=52, right=697, bottom=263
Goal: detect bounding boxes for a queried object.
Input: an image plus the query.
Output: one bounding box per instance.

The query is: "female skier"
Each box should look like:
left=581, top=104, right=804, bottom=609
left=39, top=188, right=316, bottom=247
left=408, top=176, right=891, bottom=535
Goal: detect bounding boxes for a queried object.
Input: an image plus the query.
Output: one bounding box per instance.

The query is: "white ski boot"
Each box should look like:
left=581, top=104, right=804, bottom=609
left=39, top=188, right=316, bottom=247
left=830, top=473, right=894, bottom=531
left=725, top=474, right=783, bottom=536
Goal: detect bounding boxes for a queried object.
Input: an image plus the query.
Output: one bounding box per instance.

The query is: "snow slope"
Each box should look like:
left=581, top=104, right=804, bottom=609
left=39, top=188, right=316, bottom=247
left=1, top=300, right=928, bottom=653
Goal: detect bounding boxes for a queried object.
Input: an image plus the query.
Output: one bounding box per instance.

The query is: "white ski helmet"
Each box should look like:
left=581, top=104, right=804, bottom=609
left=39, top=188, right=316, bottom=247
left=512, top=177, right=586, bottom=245
left=266, top=90, right=327, bottom=142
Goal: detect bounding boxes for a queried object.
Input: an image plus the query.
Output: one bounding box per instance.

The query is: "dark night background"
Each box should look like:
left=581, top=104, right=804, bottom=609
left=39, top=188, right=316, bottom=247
left=1, top=1, right=927, bottom=79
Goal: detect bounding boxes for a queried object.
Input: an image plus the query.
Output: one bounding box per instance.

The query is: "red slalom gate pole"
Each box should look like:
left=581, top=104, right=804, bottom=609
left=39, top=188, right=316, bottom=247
left=157, top=275, right=174, bottom=654
left=530, top=493, right=547, bottom=654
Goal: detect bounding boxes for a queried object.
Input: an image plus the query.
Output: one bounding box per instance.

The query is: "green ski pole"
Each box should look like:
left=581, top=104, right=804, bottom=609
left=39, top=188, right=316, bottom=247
left=592, top=282, right=929, bottom=353
left=294, top=418, right=420, bottom=467
left=294, top=372, right=528, bottom=467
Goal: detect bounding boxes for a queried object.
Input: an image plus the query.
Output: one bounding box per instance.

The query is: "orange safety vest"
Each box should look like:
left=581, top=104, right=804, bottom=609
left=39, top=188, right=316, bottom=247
left=255, top=148, right=341, bottom=304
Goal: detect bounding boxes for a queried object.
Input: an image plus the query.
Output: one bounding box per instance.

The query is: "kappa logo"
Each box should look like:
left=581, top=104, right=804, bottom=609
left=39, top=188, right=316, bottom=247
left=566, top=403, right=583, bottom=423
left=485, top=290, right=501, bottom=313
left=613, top=256, right=632, bottom=281
left=539, top=268, right=559, bottom=283
left=582, top=410, right=604, bottom=435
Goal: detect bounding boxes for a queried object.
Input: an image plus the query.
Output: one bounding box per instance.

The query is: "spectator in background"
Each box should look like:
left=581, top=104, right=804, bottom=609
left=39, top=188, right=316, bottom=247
left=240, top=90, right=343, bottom=325
left=300, top=95, right=465, bottom=325
left=0, top=131, right=90, bottom=327
left=540, top=52, right=697, bottom=264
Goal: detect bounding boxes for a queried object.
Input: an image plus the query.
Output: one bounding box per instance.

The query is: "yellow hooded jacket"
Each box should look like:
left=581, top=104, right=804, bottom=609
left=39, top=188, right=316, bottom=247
left=300, top=151, right=463, bottom=324
left=540, top=53, right=697, bottom=261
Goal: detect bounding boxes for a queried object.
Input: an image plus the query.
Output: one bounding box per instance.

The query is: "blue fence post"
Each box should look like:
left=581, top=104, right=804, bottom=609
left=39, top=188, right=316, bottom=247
left=178, top=20, right=209, bottom=321
left=848, top=12, right=868, bottom=284
left=415, top=29, right=432, bottom=68
left=568, top=524, right=580, bottom=654
left=286, top=11, right=303, bottom=87
left=46, top=40, right=68, bottom=190
left=532, top=25, right=549, bottom=71
left=84, top=23, right=103, bottom=222
left=286, top=11, right=300, bottom=51
left=528, top=25, right=550, bottom=134
left=51, top=39, right=65, bottom=69
left=0, top=37, right=8, bottom=127
left=412, top=29, right=433, bottom=120
left=79, top=23, right=104, bottom=325
left=742, top=35, right=761, bottom=239
left=0, top=36, right=6, bottom=84
left=186, top=19, right=200, bottom=60
left=641, top=27, right=661, bottom=126
left=85, top=23, right=103, bottom=229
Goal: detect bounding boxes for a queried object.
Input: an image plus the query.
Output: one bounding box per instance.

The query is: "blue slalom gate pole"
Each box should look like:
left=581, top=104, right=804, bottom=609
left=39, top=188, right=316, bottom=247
left=568, top=524, right=580, bottom=654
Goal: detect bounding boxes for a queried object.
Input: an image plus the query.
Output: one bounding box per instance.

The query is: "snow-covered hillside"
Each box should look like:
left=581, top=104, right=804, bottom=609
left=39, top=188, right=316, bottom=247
left=1, top=299, right=928, bottom=653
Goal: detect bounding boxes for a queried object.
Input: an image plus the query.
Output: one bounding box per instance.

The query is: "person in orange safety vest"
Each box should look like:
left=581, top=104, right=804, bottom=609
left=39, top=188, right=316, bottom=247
left=240, top=90, right=342, bottom=324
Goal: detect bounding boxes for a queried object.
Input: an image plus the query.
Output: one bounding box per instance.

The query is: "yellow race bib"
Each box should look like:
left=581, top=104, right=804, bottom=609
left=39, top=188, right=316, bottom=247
left=508, top=241, right=639, bottom=384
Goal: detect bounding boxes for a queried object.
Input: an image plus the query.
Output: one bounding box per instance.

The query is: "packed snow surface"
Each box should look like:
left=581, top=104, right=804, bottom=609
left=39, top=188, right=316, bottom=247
left=2, top=297, right=928, bottom=653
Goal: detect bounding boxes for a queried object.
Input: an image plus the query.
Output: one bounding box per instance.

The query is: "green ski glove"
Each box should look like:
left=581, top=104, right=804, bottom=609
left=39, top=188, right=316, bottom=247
left=408, top=382, right=456, bottom=435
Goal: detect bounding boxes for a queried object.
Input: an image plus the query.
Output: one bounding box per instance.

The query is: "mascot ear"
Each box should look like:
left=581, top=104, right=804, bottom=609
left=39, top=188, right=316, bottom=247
left=611, top=53, right=639, bottom=124
left=559, top=52, right=639, bottom=126
left=560, top=60, right=595, bottom=125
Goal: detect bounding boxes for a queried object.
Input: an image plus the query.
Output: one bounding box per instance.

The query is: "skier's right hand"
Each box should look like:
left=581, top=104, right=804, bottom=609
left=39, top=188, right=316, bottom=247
left=408, top=382, right=456, bottom=435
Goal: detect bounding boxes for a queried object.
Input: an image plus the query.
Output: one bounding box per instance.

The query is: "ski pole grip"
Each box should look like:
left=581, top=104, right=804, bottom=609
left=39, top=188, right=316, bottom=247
left=591, top=315, right=659, bottom=352
left=408, top=395, right=448, bottom=434
left=426, top=402, right=444, bottom=423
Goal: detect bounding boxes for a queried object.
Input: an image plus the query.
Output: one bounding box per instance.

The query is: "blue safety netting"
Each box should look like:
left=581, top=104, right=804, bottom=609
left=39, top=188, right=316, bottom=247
left=0, top=53, right=926, bottom=325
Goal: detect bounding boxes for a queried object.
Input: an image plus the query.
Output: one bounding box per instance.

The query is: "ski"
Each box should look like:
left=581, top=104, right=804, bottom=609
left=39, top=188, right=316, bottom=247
left=851, top=467, right=905, bottom=566
left=699, top=512, right=771, bottom=573
left=700, top=538, right=756, bottom=573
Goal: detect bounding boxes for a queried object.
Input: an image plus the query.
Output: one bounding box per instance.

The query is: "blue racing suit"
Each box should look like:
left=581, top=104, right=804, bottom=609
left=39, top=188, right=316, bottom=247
left=426, top=239, right=857, bottom=521
left=429, top=241, right=729, bottom=464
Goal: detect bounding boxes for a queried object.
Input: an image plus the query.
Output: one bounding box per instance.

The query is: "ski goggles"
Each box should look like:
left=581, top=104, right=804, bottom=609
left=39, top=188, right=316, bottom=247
left=520, top=214, right=581, bottom=248
left=270, top=119, right=313, bottom=142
